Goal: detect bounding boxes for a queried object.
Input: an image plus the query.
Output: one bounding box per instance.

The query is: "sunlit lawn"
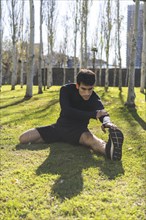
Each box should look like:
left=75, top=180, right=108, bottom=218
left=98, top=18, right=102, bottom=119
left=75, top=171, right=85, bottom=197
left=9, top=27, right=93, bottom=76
left=0, top=85, right=146, bottom=220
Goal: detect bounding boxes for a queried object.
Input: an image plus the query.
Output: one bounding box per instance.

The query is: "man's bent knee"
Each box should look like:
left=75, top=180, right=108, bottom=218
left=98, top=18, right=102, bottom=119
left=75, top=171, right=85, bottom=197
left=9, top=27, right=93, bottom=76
left=19, top=133, right=28, bottom=144
left=19, top=128, right=42, bottom=144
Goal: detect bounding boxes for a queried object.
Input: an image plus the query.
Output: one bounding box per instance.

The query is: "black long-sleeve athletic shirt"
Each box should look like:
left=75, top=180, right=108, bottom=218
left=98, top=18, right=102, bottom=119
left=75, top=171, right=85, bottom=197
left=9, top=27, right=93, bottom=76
left=56, top=83, right=110, bottom=128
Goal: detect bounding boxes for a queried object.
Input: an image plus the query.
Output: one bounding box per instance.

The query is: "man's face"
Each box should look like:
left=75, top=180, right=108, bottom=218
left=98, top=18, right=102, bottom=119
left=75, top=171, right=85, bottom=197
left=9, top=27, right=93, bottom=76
left=76, top=83, right=94, bottom=100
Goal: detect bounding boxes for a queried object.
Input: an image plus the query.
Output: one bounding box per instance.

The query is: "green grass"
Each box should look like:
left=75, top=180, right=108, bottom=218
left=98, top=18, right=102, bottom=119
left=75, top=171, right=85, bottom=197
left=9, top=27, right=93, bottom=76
left=0, top=85, right=146, bottom=220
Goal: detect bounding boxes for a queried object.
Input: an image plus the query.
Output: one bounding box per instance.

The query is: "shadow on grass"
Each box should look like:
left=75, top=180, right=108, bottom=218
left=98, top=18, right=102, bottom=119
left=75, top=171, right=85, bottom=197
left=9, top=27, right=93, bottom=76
left=0, top=97, right=30, bottom=109
left=1, top=99, right=59, bottom=126
left=98, top=159, right=124, bottom=180
left=16, top=143, right=124, bottom=200
left=0, top=90, right=59, bottom=110
left=119, top=92, right=146, bottom=130
left=127, top=108, right=146, bottom=130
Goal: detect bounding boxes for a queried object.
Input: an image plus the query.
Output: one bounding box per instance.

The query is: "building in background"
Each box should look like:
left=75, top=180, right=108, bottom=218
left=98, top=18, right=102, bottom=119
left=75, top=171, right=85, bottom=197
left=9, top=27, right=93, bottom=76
left=126, top=4, right=143, bottom=68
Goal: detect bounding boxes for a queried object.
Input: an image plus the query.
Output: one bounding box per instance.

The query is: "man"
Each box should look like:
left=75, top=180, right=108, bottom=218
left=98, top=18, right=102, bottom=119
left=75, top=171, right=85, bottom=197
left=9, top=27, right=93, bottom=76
left=19, top=69, right=124, bottom=161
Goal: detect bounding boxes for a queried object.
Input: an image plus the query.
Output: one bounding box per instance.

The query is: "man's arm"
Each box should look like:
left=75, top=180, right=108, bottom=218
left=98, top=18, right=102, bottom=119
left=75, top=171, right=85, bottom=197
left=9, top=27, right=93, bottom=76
left=96, top=110, right=118, bottom=132
left=60, top=86, right=97, bottom=120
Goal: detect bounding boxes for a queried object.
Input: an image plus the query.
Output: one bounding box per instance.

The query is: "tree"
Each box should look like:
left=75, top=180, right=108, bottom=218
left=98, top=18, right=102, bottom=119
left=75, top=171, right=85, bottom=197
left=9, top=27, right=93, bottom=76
left=140, top=2, right=146, bottom=93
left=73, top=0, right=80, bottom=83
left=98, top=32, right=104, bottom=86
left=25, top=0, right=35, bottom=98
left=44, top=0, right=57, bottom=89
left=104, top=0, right=113, bottom=92
left=6, top=0, right=22, bottom=90
left=2, top=40, right=12, bottom=84
left=126, top=0, right=140, bottom=107
left=18, top=0, right=26, bottom=89
left=38, top=0, right=43, bottom=94
left=95, top=4, right=105, bottom=86
left=0, top=0, right=2, bottom=91
left=116, top=0, right=123, bottom=92
left=62, top=14, right=70, bottom=85
left=80, top=0, right=91, bottom=68
left=19, top=0, right=26, bottom=89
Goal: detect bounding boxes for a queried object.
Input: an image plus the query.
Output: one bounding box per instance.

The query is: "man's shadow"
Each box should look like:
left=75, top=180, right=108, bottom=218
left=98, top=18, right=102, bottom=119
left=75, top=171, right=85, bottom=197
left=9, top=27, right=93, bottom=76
left=16, top=143, right=124, bottom=200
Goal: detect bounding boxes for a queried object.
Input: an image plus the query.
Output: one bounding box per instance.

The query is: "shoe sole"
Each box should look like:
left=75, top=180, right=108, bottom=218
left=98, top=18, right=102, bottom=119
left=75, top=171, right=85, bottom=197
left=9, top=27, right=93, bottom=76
left=109, top=128, right=124, bottom=161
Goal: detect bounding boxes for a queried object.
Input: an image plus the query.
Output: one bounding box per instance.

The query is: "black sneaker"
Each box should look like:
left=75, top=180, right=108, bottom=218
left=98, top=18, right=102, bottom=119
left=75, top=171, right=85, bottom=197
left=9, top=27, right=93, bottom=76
left=106, top=128, right=124, bottom=161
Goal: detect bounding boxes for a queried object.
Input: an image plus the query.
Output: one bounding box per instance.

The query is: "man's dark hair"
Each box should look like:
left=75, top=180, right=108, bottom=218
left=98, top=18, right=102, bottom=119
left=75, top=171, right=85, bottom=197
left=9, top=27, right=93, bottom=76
left=77, top=69, right=95, bottom=85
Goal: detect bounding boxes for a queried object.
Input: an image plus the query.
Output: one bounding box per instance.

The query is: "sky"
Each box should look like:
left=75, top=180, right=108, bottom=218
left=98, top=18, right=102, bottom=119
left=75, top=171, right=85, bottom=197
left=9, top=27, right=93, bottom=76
left=3, top=0, right=136, bottom=67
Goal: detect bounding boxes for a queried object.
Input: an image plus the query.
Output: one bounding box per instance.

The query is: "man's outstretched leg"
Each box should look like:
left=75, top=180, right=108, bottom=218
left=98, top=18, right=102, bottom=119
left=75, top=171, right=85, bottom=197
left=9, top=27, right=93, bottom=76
left=79, top=128, right=124, bottom=161
left=19, top=128, right=44, bottom=144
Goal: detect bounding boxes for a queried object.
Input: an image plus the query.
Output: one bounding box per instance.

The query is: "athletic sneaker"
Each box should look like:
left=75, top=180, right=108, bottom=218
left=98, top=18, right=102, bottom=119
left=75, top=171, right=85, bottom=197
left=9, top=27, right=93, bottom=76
left=106, top=128, right=124, bottom=161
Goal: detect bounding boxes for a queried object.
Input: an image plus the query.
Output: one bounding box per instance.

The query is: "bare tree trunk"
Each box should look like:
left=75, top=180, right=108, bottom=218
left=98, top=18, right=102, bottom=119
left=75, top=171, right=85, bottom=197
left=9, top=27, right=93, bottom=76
left=80, top=0, right=83, bottom=68
left=125, top=68, right=129, bottom=86
left=113, top=66, right=117, bottom=87
left=73, top=0, right=79, bottom=83
left=11, top=44, right=17, bottom=90
left=80, top=0, right=90, bottom=69
left=105, top=61, right=109, bottom=91
left=63, top=59, right=66, bottom=85
left=47, top=41, right=52, bottom=88
left=74, top=37, right=77, bottom=83
left=99, top=62, right=102, bottom=86
left=10, top=0, right=18, bottom=90
left=62, top=13, right=69, bottom=85
left=45, top=0, right=56, bottom=89
left=0, top=0, right=2, bottom=91
left=20, top=60, right=24, bottom=88
left=25, top=0, right=34, bottom=98
left=6, top=0, right=22, bottom=90
left=104, top=0, right=112, bottom=92
left=38, top=0, right=43, bottom=94
left=117, top=0, right=122, bottom=91
left=97, top=5, right=104, bottom=86
left=126, top=0, right=140, bottom=107
left=99, top=29, right=104, bottom=86
left=140, top=2, right=146, bottom=93
left=118, top=59, right=122, bottom=90
left=63, top=47, right=67, bottom=85
left=84, top=0, right=88, bottom=68
left=20, top=0, right=24, bottom=88
left=99, top=37, right=104, bottom=86
left=47, top=47, right=52, bottom=88
left=113, top=18, right=117, bottom=87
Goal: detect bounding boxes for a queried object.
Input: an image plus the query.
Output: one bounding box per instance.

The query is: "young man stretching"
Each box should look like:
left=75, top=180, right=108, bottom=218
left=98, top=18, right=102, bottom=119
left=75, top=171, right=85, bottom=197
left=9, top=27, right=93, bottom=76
left=19, top=69, right=124, bottom=160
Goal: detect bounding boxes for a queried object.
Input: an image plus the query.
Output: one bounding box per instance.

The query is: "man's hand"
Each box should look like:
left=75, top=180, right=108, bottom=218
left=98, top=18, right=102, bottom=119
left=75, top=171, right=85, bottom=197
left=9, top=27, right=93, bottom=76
left=101, top=122, right=117, bottom=133
left=96, top=109, right=108, bottom=119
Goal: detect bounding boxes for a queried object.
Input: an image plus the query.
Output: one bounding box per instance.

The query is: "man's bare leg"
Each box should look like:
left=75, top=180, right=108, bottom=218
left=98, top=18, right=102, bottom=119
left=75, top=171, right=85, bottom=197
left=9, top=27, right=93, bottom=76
left=79, top=131, right=106, bottom=155
left=19, top=128, right=44, bottom=144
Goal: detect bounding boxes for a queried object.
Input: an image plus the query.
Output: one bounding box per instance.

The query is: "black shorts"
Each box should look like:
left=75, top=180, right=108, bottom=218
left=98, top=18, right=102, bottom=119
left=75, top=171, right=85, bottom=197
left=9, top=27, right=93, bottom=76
left=36, top=123, right=89, bottom=145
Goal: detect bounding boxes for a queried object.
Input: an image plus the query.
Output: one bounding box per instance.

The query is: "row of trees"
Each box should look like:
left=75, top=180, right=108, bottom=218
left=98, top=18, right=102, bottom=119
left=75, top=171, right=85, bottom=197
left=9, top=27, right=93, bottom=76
left=0, top=0, right=146, bottom=107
